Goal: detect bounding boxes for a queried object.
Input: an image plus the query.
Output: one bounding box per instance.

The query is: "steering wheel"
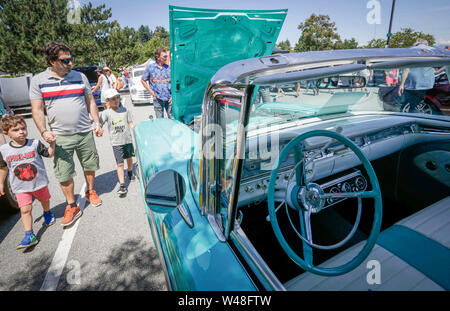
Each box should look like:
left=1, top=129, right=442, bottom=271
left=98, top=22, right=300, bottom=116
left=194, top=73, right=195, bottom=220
left=267, top=129, right=383, bottom=276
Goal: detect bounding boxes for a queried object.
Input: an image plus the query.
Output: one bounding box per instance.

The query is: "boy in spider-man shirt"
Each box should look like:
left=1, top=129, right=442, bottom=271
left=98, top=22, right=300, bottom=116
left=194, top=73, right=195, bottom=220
left=0, top=115, right=56, bottom=250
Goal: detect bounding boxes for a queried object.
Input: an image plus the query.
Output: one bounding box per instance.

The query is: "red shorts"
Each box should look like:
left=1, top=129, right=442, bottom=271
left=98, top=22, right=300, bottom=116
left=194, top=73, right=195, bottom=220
left=15, top=186, right=51, bottom=208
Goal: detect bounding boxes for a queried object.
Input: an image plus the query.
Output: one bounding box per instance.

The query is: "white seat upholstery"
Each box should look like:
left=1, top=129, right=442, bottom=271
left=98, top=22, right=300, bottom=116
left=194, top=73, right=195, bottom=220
left=285, top=196, right=450, bottom=291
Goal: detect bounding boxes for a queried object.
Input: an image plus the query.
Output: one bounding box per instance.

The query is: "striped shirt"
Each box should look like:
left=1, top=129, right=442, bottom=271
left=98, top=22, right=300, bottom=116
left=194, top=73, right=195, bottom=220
left=29, top=68, right=93, bottom=135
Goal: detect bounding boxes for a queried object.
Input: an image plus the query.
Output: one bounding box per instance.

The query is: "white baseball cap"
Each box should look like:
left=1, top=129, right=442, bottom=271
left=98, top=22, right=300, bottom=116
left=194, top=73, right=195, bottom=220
left=104, top=88, right=119, bottom=99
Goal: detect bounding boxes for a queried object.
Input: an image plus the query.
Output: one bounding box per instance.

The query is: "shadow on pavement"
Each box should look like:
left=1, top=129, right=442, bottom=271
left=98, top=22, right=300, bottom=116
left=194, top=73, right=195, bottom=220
left=58, top=237, right=167, bottom=291
left=0, top=208, right=20, bottom=246
left=0, top=253, right=52, bottom=290
left=93, top=170, right=119, bottom=196
left=0, top=237, right=166, bottom=291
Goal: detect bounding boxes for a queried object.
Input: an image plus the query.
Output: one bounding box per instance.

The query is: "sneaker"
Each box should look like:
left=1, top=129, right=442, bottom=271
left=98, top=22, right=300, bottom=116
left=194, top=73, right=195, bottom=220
left=16, top=233, right=38, bottom=250
left=43, top=211, right=56, bottom=227
left=127, top=171, right=134, bottom=181
left=61, top=205, right=82, bottom=227
left=86, top=189, right=102, bottom=207
left=117, top=184, right=128, bottom=196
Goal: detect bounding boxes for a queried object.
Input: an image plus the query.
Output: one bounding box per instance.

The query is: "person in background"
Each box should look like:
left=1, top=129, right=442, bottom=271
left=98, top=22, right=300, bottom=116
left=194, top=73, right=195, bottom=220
left=435, top=45, right=450, bottom=79
left=141, top=48, right=173, bottom=119
left=103, top=67, right=117, bottom=90
left=384, top=69, right=400, bottom=86
left=398, top=39, right=436, bottom=112
left=0, top=115, right=56, bottom=249
left=123, top=69, right=130, bottom=89
left=91, top=68, right=112, bottom=109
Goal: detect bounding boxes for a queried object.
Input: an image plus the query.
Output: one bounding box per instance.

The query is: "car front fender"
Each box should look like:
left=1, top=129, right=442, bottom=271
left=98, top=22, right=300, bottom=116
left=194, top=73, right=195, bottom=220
left=134, top=118, right=256, bottom=290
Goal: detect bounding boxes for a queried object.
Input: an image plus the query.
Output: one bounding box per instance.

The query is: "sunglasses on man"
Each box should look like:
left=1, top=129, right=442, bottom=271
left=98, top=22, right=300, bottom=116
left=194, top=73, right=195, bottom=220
left=59, top=57, right=74, bottom=65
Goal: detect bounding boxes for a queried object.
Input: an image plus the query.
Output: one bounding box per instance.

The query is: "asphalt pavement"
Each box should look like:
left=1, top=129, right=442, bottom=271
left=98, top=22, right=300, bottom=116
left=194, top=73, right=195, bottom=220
left=0, top=94, right=167, bottom=291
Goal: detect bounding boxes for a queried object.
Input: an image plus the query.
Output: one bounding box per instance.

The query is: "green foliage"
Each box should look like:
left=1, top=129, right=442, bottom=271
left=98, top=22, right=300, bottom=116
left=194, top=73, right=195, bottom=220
left=0, top=0, right=169, bottom=75
left=363, top=28, right=435, bottom=49
left=0, top=0, right=70, bottom=74
left=135, top=25, right=153, bottom=43
left=334, top=38, right=359, bottom=50
left=101, top=22, right=141, bottom=70
left=137, top=28, right=170, bottom=64
left=66, top=2, right=114, bottom=68
left=276, top=39, right=292, bottom=52
left=365, top=38, right=387, bottom=48
left=388, top=28, right=435, bottom=48
left=294, top=14, right=341, bottom=52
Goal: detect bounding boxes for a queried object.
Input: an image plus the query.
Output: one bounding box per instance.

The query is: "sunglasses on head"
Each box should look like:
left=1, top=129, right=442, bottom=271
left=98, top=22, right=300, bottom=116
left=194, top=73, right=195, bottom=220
left=59, top=57, right=74, bottom=65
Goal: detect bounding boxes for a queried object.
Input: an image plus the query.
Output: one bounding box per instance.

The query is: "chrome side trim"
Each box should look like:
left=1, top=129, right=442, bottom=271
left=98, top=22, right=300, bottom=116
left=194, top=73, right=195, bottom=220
left=207, top=214, right=226, bottom=242
left=226, top=85, right=255, bottom=239
left=231, top=227, right=286, bottom=291
left=320, top=170, right=361, bottom=189
left=178, top=203, right=194, bottom=228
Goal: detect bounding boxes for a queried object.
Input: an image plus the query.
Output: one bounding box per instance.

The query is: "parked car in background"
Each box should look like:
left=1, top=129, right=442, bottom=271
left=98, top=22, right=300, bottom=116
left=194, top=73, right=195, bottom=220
left=134, top=6, right=450, bottom=291
left=72, top=66, right=102, bottom=110
left=0, top=132, right=18, bottom=212
left=0, top=74, right=32, bottom=116
left=423, top=71, right=450, bottom=115
left=129, top=65, right=154, bottom=105
left=379, top=71, right=450, bottom=115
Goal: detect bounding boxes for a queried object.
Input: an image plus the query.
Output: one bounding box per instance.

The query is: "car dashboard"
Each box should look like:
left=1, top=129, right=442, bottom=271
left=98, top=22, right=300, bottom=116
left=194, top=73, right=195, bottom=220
left=237, top=114, right=450, bottom=207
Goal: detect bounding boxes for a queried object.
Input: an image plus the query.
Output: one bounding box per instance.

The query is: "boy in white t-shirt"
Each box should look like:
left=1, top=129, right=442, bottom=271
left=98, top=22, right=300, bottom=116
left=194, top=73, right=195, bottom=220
left=0, top=115, right=56, bottom=250
left=99, top=89, right=134, bottom=197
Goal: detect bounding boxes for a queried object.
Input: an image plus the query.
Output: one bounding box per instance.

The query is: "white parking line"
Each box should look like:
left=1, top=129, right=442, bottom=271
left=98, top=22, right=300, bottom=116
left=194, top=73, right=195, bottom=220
left=40, top=183, right=87, bottom=291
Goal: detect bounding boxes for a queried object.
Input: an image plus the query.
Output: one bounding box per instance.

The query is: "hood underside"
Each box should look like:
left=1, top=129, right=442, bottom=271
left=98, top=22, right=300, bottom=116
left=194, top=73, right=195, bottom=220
left=169, top=6, right=287, bottom=124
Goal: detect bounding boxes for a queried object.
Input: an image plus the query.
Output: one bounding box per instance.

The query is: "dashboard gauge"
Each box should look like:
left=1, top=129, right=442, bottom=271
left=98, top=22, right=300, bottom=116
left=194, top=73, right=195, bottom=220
left=355, top=176, right=367, bottom=190
left=342, top=182, right=352, bottom=192
left=327, top=186, right=340, bottom=205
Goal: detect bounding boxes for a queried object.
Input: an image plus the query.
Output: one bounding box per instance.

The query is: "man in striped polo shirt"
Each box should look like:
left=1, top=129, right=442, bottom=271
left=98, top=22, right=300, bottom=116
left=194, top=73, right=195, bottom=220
left=30, top=41, right=103, bottom=227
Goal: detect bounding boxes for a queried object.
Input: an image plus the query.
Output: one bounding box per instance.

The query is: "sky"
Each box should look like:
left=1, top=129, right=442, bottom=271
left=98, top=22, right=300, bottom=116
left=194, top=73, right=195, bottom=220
left=82, top=0, right=450, bottom=46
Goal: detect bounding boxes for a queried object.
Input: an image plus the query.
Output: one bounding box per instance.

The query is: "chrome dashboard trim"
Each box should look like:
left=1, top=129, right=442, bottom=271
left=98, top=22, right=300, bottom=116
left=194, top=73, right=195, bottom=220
left=231, top=226, right=286, bottom=291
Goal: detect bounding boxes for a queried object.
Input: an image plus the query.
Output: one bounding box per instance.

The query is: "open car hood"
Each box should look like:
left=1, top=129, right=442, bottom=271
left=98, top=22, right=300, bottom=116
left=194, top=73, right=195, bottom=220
left=169, top=6, right=287, bottom=124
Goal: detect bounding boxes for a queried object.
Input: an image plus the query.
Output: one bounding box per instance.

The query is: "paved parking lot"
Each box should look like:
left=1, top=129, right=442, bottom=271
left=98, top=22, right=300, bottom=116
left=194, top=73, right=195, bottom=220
left=0, top=94, right=167, bottom=291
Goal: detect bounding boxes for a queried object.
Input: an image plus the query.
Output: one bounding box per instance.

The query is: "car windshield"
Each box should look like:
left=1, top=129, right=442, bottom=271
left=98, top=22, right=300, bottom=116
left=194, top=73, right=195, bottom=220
left=216, top=61, right=449, bottom=196
left=133, top=70, right=144, bottom=78
left=246, top=64, right=448, bottom=130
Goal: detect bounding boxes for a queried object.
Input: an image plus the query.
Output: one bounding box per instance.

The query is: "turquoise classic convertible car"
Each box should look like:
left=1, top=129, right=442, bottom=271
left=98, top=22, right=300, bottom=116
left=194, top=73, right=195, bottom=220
left=134, top=6, right=450, bottom=291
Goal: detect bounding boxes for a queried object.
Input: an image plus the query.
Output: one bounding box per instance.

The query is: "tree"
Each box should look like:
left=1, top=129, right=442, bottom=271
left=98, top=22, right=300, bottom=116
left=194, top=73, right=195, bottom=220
left=294, top=14, right=341, bottom=52
left=363, top=28, right=435, bottom=49
left=365, top=38, right=387, bottom=48
left=0, top=0, right=70, bottom=74
left=276, top=39, right=292, bottom=52
left=102, top=23, right=141, bottom=70
left=66, top=2, right=114, bottom=68
left=0, top=0, right=145, bottom=75
left=388, top=28, right=435, bottom=48
left=135, top=25, right=153, bottom=43
left=153, top=26, right=169, bottom=40
left=334, top=38, right=359, bottom=50
left=138, top=31, right=169, bottom=64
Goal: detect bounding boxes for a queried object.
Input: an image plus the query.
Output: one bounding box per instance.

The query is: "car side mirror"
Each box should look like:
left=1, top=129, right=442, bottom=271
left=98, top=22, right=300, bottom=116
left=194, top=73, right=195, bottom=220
left=145, top=169, right=186, bottom=213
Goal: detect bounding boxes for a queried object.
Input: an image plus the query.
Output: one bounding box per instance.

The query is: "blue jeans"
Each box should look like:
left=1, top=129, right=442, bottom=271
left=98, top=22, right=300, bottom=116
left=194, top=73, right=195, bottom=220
left=154, top=98, right=173, bottom=119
